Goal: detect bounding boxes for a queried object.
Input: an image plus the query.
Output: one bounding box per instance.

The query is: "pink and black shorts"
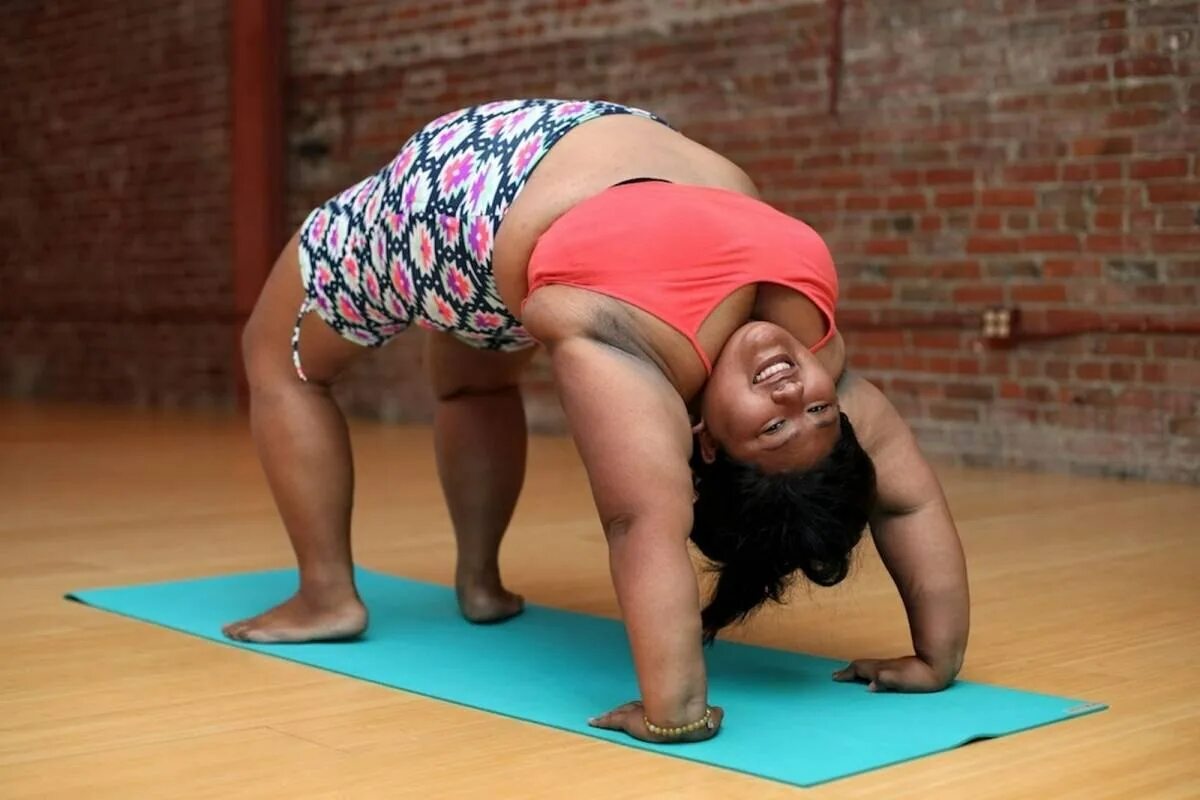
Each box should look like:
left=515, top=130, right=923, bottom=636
left=292, top=98, right=666, bottom=380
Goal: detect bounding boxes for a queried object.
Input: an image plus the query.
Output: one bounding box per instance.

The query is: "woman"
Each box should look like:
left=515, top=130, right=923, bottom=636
left=225, top=99, right=969, bottom=743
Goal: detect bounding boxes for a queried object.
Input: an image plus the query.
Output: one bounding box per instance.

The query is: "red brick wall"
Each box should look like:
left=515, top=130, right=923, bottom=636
left=288, top=0, right=1199, bottom=482
left=5, top=1, right=1196, bottom=482
left=0, top=1, right=233, bottom=407
left=820, top=0, right=1200, bottom=483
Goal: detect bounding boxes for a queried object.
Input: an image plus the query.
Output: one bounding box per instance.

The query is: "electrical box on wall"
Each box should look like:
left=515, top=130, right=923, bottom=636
left=981, top=307, right=1020, bottom=346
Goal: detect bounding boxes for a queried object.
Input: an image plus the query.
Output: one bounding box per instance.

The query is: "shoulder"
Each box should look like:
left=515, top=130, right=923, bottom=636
left=523, top=286, right=665, bottom=367
left=520, top=285, right=595, bottom=343
left=837, top=373, right=916, bottom=473
left=838, top=373, right=941, bottom=515
left=547, top=332, right=694, bottom=529
left=820, top=331, right=847, bottom=382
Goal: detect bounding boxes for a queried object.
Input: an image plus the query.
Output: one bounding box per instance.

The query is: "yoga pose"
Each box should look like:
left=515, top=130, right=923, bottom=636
left=226, top=99, right=969, bottom=742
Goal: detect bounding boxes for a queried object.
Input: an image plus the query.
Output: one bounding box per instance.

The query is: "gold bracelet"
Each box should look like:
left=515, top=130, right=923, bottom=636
left=643, top=706, right=714, bottom=738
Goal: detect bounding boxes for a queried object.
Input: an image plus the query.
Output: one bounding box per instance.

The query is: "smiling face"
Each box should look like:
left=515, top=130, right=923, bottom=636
left=697, top=322, right=841, bottom=473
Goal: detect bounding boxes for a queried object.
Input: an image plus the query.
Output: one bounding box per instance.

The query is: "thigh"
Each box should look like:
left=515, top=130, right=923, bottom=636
left=244, top=230, right=367, bottom=388
left=426, top=332, right=538, bottom=400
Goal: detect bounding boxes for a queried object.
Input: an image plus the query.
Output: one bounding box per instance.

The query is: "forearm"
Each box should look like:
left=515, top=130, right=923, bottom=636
left=607, top=519, right=708, bottom=725
left=872, top=499, right=970, bottom=688
left=842, top=379, right=972, bottom=690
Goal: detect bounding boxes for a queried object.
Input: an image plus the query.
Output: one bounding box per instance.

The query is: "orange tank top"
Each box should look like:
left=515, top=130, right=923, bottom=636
left=524, top=181, right=838, bottom=373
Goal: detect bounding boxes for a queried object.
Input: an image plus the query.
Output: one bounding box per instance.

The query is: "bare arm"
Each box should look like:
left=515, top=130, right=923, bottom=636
left=835, top=376, right=970, bottom=691
left=547, top=335, right=718, bottom=736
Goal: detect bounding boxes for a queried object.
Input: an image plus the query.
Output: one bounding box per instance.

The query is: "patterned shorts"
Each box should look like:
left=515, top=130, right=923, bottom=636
left=293, top=98, right=666, bottom=381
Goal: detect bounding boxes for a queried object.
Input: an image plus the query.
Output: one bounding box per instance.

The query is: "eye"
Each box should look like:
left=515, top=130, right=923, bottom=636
left=761, top=419, right=786, bottom=435
left=807, top=403, right=830, bottom=414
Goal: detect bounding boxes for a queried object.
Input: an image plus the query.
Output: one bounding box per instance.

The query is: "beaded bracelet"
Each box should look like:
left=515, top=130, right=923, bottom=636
left=643, top=706, right=715, bottom=738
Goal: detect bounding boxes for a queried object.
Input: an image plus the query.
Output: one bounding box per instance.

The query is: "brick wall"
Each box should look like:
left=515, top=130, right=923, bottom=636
left=819, top=0, right=1200, bottom=483
left=0, top=1, right=233, bottom=407
left=288, top=0, right=1198, bottom=482
left=4, top=1, right=1196, bottom=482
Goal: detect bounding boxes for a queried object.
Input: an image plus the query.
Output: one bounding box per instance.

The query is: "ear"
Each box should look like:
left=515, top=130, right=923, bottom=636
left=692, top=420, right=718, bottom=464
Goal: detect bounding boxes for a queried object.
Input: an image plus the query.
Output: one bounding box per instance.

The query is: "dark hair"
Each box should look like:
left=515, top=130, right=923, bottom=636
left=689, top=412, right=876, bottom=643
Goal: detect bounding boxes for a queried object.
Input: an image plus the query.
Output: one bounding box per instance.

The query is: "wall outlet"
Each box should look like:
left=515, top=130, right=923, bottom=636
left=981, top=307, right=1020, bottom=343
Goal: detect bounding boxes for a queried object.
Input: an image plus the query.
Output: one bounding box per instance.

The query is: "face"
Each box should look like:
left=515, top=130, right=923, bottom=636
left=697, top=322, right=841, bottom=473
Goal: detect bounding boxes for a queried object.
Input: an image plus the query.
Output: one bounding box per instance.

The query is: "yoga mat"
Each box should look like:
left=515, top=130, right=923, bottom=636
left=68, top=569, right=1105, bottom=787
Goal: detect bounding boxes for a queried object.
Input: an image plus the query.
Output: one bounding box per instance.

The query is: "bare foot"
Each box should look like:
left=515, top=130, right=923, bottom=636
left=456, top=578, right=524, bottom=624
left=222, top=592, right=367, bottom=643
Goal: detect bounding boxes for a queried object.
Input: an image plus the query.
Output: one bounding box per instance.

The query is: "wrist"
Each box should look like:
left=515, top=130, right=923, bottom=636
left=643, top=695, right=709, bottom=729
left=643, top=705, right=715, bottom=739
left=916, top=649, right=963, bottom=684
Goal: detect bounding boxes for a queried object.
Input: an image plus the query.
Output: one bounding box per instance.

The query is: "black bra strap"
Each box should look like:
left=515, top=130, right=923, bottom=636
left=611, top=177, right=673, bottom=188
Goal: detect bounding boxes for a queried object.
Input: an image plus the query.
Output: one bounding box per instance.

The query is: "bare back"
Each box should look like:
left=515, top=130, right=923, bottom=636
left=492, top=115, right=758, bottom=311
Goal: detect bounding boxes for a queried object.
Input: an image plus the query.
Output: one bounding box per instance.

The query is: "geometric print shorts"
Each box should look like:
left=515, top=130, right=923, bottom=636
left=293, top=98, right=667, bottom=381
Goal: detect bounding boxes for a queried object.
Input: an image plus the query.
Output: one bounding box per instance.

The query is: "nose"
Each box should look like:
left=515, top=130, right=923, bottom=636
left=769, top=380, right=804, bottom=404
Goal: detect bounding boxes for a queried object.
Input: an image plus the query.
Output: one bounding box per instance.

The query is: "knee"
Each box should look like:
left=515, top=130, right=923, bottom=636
left=240, top=312, right=264, bottom=369
left=241, top=313, right=313, bottom=397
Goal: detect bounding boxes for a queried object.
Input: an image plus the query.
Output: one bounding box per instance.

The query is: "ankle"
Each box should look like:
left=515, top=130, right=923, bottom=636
left=296, top=572, right=360, bottom=606
left=455, top=563, right=502, bottom=589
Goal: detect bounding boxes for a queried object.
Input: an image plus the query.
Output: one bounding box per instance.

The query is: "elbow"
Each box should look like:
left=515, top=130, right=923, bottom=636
left=601, top=505, right=695, bottom=561
left=601, top=512, right=638, bottom=543
left=941, top=645, right=966, bottom=685
left=940, top=655, right=965, bottom=690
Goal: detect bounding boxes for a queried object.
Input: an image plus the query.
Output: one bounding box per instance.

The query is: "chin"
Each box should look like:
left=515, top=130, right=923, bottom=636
left=735, top=321, right=807, bottom=353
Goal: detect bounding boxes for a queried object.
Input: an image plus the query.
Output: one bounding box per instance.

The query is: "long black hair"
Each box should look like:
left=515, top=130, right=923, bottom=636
left=689, top=412, right=876, bottom=643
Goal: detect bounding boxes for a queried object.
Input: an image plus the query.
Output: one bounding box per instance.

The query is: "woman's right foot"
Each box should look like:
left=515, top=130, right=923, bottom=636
left=456, top=574, right=525, bottom=624
left=222, top=591, right=367, bottom=643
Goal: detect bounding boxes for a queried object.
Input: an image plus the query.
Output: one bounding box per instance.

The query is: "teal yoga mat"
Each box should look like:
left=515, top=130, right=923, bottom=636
left=68, top=569, right=1105, bottom=787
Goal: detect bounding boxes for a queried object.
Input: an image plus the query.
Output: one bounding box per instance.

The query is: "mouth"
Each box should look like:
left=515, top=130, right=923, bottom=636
left=752, top=354, right=796, bottom=385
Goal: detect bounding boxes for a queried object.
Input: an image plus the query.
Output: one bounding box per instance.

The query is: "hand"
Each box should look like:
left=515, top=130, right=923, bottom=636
left=588, top=700, right=723, bottom=743
left=833, top=656, right=955, bottom=693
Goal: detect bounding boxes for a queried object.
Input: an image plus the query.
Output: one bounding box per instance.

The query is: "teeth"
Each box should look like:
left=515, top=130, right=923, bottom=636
left=754, top=361, right=791, bottom=384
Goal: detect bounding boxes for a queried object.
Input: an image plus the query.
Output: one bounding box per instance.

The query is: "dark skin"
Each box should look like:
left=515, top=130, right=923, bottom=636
left=222, top=114, right=754, bottom=643
left=697, top=321, right=967, bottom=694
left=227, top=112, right=968, bottom=742
left=693, top=320, right=842, bottom=472
left=525, top=297, right=969, bottom=743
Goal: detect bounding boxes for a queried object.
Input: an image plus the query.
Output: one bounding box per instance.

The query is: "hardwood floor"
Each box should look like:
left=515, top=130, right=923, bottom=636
left=1, top=402, right=1197, bottom=798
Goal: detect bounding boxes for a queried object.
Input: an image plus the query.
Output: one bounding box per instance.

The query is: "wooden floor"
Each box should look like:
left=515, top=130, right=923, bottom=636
left=1, top=402, right=1197, bottom=799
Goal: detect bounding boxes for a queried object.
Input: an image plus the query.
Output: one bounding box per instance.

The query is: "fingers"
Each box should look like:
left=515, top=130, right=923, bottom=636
left=709, top=705, right=725, bottom=731
left=832, top=659, right=904, bottom=691
left=835, top=657, right=946, bottom=693
left=588, top=700, right=642, bottom=729
left=587, top=712, right=621, bottom=730
left=869, top=668, right=899, bottom=692
left=587, top=709, right=623, bottom=729
left=833, top=659, right=879, bottom=683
